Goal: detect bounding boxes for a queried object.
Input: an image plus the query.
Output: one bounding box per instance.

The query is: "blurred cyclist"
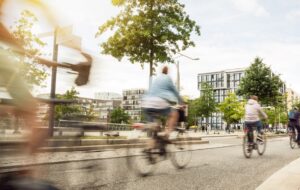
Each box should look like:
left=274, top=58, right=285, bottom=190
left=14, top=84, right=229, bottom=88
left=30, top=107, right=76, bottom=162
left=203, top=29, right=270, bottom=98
left=244, top=95, right=268, bottom=144
left=142, top=66, right=183, bottom=139
left=0, top=0, right=51, bottom=154
left=288, top=107, right=300, bottom=145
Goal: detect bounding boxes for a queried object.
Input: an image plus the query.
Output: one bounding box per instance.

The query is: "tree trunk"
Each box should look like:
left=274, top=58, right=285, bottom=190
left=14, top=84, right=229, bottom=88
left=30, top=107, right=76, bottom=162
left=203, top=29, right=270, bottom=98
left=206, top=116, right=209, bottom=134
left=149, top=59, right=153, bottom=88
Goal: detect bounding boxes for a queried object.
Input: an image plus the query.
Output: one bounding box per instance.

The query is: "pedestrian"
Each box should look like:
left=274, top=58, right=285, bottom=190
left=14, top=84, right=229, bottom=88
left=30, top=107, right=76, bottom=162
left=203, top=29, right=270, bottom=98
left=206, top=124, right=210, bottom=134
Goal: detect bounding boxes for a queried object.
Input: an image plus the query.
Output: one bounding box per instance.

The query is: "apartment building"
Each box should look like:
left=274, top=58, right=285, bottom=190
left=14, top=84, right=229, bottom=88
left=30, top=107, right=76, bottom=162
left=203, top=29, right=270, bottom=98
left=122, top=88, right=146, bottom=121
left=197, top=68, right=245, bottom=129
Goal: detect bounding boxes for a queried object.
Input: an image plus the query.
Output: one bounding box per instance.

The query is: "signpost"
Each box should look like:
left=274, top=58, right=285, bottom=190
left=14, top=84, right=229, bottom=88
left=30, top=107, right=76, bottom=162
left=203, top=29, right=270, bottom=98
left=39, top=26, right=82, bottom=136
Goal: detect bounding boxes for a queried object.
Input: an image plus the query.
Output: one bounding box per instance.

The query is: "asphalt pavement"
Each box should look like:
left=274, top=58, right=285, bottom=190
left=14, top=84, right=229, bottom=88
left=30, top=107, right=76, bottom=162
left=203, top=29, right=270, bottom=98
left=1, top=136, right=298, bottom=190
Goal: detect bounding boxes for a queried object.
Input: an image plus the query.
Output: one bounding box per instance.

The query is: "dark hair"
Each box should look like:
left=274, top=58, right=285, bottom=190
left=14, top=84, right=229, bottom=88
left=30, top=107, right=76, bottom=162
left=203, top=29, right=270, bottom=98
left=250, top=95, right=258, bottom=101
left=162, top=66, right=168, bottom=74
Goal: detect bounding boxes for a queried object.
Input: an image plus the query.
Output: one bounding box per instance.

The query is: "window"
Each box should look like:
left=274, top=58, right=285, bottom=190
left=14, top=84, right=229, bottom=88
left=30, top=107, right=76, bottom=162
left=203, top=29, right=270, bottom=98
left=227, top=74, right=230, bottom=88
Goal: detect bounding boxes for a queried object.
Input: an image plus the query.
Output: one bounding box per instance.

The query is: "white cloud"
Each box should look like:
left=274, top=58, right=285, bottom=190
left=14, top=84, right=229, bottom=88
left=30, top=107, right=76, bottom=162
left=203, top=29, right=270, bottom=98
left=10, top=0, right=300, bottom=99
left=230, top=0, right=269, bottom=17
left=286, top=10, right=300, bottom=21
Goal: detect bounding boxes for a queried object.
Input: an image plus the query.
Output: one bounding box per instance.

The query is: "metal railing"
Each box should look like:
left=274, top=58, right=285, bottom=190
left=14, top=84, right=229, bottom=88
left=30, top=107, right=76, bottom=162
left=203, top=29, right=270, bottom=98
left=58, top=120, right=132, bottom=131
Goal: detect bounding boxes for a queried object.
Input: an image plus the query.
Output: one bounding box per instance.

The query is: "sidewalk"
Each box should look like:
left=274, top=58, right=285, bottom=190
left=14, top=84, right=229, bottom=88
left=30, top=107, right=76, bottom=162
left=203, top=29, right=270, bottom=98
left=189, top=130, right=243, bottom=138
left=0, top=129, right=241, bottom=138
left=256, top=156, right=300, bottom=190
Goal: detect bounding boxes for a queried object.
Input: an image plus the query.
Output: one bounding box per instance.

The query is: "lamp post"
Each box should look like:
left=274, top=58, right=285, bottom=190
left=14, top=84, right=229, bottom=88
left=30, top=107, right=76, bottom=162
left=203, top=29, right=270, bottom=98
left=175, top=52, right=199, bottom=92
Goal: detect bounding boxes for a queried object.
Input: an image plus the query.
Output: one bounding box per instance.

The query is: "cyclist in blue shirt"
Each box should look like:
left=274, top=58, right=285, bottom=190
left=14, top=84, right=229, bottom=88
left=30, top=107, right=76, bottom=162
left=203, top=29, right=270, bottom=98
left=288, top=107, right=300, bottom=145
left=142, top=66, right=183, bottom=137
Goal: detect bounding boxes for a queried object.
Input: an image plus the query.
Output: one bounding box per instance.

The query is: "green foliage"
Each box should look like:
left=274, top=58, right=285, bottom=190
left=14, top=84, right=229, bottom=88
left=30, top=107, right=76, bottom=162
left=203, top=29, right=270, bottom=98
left=187, top=83, right=217, bottom=126
left=264, top=107, right=288, bottom=126
left=11, top=10, right=48, bottom=89
left=97, top=0, right=200, bottom=76
left=237, top=57, right=284, bottom=106
left=293, top=100, right=300, bottom=110
left=110, top=107, right=130, bottom=124
left=218, top=93, right=245, bottom=125
left=195, top=82, right=217, bottom=119
left=187, top=99, right=198, bottom=126
left=54, top=87, right=82, bottom=121
left=111, top=0, right=125, bottom=6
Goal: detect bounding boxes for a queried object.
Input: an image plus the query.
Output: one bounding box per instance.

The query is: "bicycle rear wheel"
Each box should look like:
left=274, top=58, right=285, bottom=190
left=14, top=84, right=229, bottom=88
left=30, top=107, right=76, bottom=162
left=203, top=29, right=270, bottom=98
left=257, top=133, right=267, bottom=155
left=126, top=141, right=156, bottom=176
left=243, top=135, right=252, bottom=158
left=290, top=133, right=296, bottom=149
left=170, top=131, right=192, bottom=169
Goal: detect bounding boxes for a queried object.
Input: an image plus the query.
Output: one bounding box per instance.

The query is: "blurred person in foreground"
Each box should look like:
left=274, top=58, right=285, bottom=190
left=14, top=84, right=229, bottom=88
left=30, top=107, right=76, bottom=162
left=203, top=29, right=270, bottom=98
left=0, top=0, right=56, bottom=154
left=142, top=66, right=183, bottom=141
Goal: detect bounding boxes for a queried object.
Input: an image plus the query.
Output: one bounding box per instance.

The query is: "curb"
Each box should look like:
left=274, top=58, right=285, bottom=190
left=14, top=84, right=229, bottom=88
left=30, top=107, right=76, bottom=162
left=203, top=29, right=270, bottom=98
left=200, top=134, right=239, bottom=138
left=256, top=157, right=300, bottom=190
left=236, top=134, right=288, bottom=139
left=0, top=136, right=203, bottom=147
left=0, top=140, right=210, bottom=171
left=0, top=139, right=209, bottom=153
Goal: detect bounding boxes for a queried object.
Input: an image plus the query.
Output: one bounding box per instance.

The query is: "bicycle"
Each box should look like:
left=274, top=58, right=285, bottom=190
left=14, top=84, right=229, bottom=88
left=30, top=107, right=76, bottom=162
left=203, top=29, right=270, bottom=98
left=127, top=120, right=192, bottom=176
left=288, top=125, right=299, bottom=149
left=242, top=123, right=267, bottom=158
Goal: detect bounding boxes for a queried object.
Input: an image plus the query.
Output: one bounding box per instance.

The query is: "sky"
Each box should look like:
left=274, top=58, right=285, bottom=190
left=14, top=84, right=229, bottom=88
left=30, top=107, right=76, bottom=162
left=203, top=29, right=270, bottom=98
left=3, top=0, right=300, bottom=99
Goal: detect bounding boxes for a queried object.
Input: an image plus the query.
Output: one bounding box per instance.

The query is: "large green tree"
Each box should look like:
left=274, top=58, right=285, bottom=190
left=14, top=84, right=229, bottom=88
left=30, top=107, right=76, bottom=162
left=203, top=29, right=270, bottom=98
left=187, top=99, right=198, bottom=127
left=237, top=57, right=284, bottom=106
left=96, top=0, right=200, bottom=83
left=264, top=94, right=288, bottom=128
left=53, top=87, right=98, bottom=122
left=218, top=93, right=244, bottom=126
left=54, top=87, right=82, bottom=121
left=264, top=108, right=287, bottom=127
left=194, top=82, right=217, bottom=126
left=11, top=10, right=48, bottom=89
left=109, top=107, right=130, bottom=124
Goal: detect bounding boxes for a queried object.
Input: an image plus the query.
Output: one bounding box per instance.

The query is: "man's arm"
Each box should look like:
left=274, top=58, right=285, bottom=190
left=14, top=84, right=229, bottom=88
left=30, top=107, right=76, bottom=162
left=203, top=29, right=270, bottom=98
left=167, top=76, right=183, bottom=104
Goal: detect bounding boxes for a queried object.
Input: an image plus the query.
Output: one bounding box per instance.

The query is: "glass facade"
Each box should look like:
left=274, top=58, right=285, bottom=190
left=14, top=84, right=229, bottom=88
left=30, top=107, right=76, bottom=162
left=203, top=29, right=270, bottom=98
left=198, top=69, right=245, bottom=129
left=122, top=89, right=146, bottom=121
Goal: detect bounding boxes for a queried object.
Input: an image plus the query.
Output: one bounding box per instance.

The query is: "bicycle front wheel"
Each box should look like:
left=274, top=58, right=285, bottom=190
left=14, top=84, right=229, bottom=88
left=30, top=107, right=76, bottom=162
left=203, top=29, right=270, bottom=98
left=126, top=140, right=156, bottom=177
left=170, top=131, right=192, bottom=169
left=257, top=134, right=267, bottom=155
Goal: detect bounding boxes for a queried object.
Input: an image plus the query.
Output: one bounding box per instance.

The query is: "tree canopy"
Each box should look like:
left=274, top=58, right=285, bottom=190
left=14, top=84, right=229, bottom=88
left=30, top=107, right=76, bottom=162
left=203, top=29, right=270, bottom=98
left=54, top=87, right=82, bottom=121
left=218, top=93, right=244, bottom=125
left=193, top=82, right=217, bottom=124
left=96, top=0, right=200, bottom=78
left=11, top=10, right=48, bottom=89
left=237, top=57, right=284, bottom=106
left=110, top=107, right=130, bottom=124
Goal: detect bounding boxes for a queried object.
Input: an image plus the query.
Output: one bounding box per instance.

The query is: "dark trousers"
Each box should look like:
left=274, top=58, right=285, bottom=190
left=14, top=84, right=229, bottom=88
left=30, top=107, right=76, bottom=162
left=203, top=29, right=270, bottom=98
left=245, top=121, right=263, bottom=143
left=288, top=121, right=300, bottom=142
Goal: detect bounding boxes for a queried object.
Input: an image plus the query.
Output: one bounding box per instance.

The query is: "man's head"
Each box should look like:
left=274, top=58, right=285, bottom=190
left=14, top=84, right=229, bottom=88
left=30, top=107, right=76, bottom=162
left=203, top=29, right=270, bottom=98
left=162, top=66, right=168, bottom=74
left=250, top=95, right=258, bottom=101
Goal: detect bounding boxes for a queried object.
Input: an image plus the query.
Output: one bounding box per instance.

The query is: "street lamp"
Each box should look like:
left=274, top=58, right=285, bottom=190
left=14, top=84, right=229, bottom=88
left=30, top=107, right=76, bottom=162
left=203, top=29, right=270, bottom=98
left=175, top=52, right=199, bottom=92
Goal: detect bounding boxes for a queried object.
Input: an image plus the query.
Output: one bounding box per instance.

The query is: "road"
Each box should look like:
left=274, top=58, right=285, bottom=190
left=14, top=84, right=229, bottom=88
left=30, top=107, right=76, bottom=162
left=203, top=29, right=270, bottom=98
left=5, top=136, right=300, bottom=190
